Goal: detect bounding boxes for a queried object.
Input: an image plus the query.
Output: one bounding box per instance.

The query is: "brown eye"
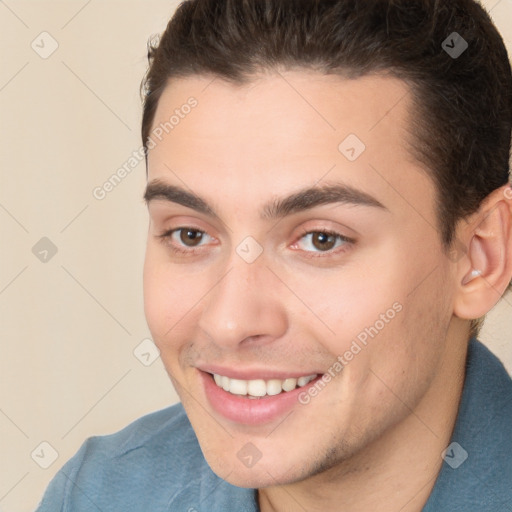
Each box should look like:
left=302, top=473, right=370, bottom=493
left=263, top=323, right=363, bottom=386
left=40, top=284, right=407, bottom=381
left=179, top=229, right=204, bottom=246
left=311, top=232, right=337, bottom=251
left=292, top=229, right=353, bottom=255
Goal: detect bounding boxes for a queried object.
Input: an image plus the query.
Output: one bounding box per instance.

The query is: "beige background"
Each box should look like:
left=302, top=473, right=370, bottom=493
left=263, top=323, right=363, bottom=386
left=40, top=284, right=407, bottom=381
left=0, top=1, right=510, bottom=510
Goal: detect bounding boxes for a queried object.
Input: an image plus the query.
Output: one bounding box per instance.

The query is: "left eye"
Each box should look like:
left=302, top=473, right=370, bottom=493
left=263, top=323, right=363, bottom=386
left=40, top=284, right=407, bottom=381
left=294, top=231, right=351, bottom=252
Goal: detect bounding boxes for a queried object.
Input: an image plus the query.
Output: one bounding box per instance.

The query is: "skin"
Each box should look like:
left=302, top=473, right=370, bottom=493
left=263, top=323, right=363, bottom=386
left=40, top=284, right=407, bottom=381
left=142, top=70, right=512, bottom=511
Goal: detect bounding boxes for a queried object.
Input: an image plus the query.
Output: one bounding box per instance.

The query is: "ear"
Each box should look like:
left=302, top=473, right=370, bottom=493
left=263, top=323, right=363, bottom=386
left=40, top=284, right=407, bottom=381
left=453, top=184, right=512, bottom=321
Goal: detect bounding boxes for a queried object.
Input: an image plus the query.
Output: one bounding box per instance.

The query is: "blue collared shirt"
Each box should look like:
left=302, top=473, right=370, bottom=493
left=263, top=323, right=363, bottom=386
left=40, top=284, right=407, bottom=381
left=36, top=338, right=512, bottom=511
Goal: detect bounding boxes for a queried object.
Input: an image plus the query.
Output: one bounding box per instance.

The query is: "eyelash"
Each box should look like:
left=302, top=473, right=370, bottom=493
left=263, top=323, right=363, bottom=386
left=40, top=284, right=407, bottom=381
left=157, top=227, right=213, bottom=256
left=293, top=227, right=354, bottom=258
left=156, top=227, right=355, bottom=258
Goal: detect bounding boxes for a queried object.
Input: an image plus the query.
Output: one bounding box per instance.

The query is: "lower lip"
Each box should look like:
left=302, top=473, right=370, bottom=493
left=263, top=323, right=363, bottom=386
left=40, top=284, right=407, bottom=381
left=200, top=371, right=321, bottom=425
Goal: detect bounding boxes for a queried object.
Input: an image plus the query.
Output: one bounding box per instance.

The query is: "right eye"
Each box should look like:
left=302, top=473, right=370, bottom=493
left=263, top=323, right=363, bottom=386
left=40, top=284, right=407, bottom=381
left=157, top=227, right=214, bottom=254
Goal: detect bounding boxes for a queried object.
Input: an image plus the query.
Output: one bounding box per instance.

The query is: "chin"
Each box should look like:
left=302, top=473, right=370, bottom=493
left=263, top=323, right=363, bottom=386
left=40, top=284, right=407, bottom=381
left=200, top=439, right=309, bottom=488
left=209, top=460, right=291, bottom=489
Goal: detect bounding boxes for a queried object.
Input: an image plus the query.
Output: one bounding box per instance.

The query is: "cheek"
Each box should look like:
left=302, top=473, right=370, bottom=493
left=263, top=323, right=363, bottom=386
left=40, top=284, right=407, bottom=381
left=143, top=246, right=220, bottom=362
left=143, top=249, right=166, bottom=337
left=143, top=249, right=193, bottom=347
left=284, top=264, right=401, bottom=354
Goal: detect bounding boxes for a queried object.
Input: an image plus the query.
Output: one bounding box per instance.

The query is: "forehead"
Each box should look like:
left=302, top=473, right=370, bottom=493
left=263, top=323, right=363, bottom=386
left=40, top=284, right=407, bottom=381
left=150, top=70, right=413, bottom=147
left=146, top=71, right=435, bottom=225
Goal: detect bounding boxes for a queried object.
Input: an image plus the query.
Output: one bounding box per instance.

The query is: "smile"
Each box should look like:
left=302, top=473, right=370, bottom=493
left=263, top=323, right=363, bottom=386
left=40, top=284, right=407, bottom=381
left=212, top=373, right=318, bottom=398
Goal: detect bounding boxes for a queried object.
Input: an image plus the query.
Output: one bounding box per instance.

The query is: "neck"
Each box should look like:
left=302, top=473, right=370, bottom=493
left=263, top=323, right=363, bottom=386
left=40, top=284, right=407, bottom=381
left=258, top=328, right=469, bottom=512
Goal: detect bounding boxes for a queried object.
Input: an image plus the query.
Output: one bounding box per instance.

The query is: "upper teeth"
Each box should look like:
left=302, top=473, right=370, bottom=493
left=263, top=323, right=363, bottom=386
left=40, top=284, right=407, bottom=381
left=212, top=374, right=317, bottom=397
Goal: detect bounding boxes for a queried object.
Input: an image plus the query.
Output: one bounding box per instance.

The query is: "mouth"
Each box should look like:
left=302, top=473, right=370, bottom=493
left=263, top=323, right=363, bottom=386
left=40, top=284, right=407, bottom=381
left=199, top=370, right=323, bottom=425
left=212, top=373, right=318, bottom=398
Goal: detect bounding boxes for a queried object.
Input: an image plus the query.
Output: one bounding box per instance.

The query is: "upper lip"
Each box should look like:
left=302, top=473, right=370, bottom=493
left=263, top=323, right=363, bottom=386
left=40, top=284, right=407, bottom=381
left=197, top=365, right=320, bottom=381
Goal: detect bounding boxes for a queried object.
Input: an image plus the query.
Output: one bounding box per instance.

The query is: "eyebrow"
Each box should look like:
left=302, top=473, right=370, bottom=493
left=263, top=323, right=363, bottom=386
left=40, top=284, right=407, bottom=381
left=143, top=179, right=388, bottom=219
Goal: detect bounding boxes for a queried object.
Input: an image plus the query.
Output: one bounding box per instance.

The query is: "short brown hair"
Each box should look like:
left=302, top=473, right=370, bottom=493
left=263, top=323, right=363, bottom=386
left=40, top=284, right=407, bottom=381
left=141, top=0, right=512, bottom=338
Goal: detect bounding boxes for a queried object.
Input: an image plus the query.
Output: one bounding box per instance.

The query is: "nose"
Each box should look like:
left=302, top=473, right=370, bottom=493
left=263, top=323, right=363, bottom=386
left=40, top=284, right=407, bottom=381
left=197, top=255, right=288, bottom=349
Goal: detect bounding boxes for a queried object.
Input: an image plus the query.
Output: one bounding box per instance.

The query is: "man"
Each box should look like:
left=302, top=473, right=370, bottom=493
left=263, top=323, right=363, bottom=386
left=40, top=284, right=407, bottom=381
left=37, top=0, right=512, bottom=510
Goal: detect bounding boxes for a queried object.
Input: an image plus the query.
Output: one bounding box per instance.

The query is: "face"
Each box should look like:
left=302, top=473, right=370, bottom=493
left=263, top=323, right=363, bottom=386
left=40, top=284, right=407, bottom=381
left=143, top=70, right=456, bottom=487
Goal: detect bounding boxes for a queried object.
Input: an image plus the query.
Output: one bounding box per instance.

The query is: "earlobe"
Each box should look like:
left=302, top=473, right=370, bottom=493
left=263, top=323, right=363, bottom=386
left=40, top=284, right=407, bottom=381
left=453, top=185, right=512, bottom=321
